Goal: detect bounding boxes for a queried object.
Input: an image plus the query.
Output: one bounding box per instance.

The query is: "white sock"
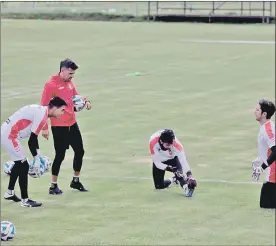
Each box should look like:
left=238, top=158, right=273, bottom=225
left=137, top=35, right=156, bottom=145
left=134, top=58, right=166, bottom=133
left=51, top=181, right=57, bottom=184
left=22, top=198, right=28, bottom=203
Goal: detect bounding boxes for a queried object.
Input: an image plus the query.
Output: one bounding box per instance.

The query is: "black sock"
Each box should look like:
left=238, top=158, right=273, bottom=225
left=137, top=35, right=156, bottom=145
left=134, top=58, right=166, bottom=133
left=8, top=161, right=21, bottom=190
left=18, top=160, right=29, bottom=199
left=50, top=183, right=57, bottom=189
left=73, top=177, right=79, bottom=183
left=179, top=177, right=187, bottom=188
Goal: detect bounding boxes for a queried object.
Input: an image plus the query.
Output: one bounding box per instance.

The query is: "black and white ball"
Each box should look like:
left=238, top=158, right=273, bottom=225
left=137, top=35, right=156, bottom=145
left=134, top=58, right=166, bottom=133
left=72, top=95, right=85, bottom=112
left=1, top=221, right=16, bottom=241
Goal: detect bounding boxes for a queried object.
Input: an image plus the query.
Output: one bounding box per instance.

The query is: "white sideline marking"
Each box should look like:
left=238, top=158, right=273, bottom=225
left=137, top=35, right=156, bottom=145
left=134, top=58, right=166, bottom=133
left=0, top=171, right=262, bottom=185
left=93, top=175, right=261, bottom=185
left=2, top=39, right=272, bottom=99
left=1, top=154, right=261, bottom=185
left=180, top=39, right=275, bottom=45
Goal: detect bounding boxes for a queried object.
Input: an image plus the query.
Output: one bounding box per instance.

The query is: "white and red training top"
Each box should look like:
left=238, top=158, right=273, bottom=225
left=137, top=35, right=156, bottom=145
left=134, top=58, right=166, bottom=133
left=258, top=120, right=276, bottom=183
left=1, top=105, right=48, bottom=145
left=149, top=130, right=191, bottom=172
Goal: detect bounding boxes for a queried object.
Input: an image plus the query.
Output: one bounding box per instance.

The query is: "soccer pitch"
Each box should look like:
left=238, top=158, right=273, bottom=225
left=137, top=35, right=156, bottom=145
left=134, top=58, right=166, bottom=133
left=1, top=19, right=275, bottom=245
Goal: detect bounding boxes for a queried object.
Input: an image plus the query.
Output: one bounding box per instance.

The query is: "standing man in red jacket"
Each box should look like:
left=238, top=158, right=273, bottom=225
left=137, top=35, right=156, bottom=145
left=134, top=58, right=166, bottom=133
left=41, top=59, right=92, bottom=194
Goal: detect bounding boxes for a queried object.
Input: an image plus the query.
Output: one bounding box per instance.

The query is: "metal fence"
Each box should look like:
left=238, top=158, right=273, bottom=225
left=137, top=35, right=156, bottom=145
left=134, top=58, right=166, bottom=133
left=150, top=1, right=275, bottom=17
left=1, top=1, right=275, bottom=18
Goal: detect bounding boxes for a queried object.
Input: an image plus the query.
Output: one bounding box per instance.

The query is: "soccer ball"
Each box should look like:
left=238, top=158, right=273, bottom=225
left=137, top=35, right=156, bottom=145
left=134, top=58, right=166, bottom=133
left=3, top=161, right=14, bottom=175
left=41, top=156, right=52, bottom=171
left=3, top=159, right=31, bottom=176
left=72, top=95, right=85, bottom=112
left=1, top=221, right=16, bottom=241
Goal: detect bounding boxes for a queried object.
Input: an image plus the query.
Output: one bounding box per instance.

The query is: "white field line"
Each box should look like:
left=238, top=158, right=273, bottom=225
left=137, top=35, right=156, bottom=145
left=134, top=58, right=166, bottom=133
left=0, top=169, right=262, bottom=185
left=91, top=175, right=262, bottom=185
left=180, top=39, right=275, bottom=45
left=62, top=155, right=261, bottom=185
left=2, top=39, right=271, bottom=100
left=1, top=152, right=261, bottom=185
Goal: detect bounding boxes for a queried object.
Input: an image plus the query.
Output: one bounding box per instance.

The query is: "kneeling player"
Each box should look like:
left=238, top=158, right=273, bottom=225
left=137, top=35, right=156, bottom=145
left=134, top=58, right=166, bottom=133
left=149, top=129, right=197, bottom=197
left=1, top=97, right=67, bottom=207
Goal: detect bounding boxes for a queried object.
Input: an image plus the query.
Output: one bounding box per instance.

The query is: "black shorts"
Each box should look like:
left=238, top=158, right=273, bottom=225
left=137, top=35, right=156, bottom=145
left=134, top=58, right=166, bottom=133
left=152, top=156, right=182, bottom=189
left=260, top=182, right=276, bottom=209
left=51, top=123, right=82, bottom=151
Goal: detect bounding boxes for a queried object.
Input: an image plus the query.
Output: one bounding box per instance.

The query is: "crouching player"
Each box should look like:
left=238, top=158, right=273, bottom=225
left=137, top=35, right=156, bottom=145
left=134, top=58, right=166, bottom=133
left=1, top=97, right=67, bottom=207
left=149, top=129, right=197, bottom=197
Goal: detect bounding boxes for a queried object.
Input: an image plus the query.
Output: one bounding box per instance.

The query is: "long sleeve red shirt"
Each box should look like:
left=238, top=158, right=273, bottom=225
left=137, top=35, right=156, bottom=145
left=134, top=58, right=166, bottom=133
left=41, top=73, right=79, bottom=129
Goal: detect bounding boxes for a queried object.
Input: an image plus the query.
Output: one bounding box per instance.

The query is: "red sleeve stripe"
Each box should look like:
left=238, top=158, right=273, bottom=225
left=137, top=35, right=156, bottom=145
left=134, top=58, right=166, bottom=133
left=150, top=136, right=159, bottom=154
left=173, top=140, right=183, bottom=151
left=265, top=122, right=274, bottom=140
left=35, top=110, right=48, bottom=135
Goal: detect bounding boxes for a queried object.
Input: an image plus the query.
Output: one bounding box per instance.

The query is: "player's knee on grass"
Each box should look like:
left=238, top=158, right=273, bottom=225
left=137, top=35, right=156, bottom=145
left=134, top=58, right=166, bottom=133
left=155, top=183, right=165, bottom=189
left=154, top=179, right=171, bottom=189
left=163, top=179, right=171, bottom=188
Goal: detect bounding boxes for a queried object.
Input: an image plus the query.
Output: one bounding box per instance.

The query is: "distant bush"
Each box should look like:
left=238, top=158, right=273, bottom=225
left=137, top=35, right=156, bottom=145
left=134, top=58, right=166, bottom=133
left=1, top=11, right=274, bottom=24
left=1, top=12, right=149, bottom=22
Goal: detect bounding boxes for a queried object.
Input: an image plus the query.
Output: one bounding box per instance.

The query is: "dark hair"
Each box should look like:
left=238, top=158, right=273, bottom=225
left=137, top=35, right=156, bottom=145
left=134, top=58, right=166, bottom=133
left=159, top=129, right=175, bottom=144
left=48, top=97, right=67, bottom=109
left=259, top=99, right=276, bottom=119
left=60, top=58, right=78, bottom=72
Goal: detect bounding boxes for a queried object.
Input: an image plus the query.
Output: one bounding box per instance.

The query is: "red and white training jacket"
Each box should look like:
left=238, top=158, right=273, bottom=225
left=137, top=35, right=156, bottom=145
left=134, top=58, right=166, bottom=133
left=258, top=120, right=276, bottom=183
left=1, top=105, right=48, bottom=146
left=149, top=130, right=191, bottom=172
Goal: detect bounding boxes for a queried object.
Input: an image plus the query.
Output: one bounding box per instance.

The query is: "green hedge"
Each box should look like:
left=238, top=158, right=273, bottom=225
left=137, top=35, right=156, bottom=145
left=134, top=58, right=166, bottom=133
left=2, top=12, right=273, bottom=23
left=1, top=12, right=149, bottom=22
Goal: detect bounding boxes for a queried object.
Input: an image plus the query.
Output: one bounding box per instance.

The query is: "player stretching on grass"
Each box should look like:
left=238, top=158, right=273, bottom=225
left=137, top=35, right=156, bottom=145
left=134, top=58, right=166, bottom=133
left=149, top=129, right=197, bottom=197
left=1, top=97, right=67, bottom=207
left=252, top=99, right=276, bottom=209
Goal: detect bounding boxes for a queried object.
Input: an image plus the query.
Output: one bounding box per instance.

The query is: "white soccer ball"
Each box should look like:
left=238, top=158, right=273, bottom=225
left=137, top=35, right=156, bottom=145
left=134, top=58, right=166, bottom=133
left=3, top=161, right=14, bottom=176
left=4, top=159, right=31, bottom=176
left=1, top=221, right=16, bottom=241
left=40, top=155, right=52, bottom=171
left=43, top=156, right=51, bottom=171
left=72, top=95, right=85, bottom=112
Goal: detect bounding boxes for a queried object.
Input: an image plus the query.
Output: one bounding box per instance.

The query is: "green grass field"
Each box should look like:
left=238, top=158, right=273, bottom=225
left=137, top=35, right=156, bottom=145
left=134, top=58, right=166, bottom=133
left=1, top=19, right=275, bottom=245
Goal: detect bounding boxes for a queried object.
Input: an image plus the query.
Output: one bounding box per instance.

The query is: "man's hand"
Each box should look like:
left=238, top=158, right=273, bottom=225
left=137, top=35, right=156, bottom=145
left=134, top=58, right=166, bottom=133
left=187, top=176, right=197, bottom=189
left=165, top=165, right=175, bottom=172
left=252, top=166, right=263, bottom=181
left=174, top=170, right=184, bottom=178
left=42, top=129, right=49, bottom=140
left=252, top=157, right=262, bottom=168
left=85, top=101, right=92, bottom=110
left=29, top=156, right=43, bottom=178
left=252, top=157, right=263, bottom=182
